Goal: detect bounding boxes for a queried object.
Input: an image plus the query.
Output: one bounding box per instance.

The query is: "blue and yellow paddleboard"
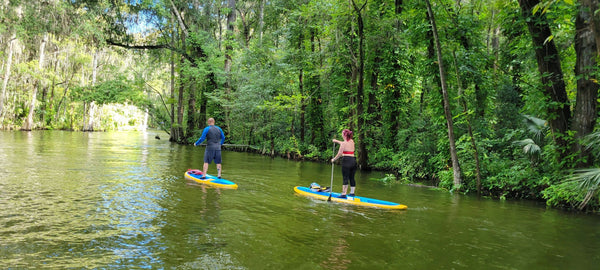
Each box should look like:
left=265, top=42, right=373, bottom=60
left=294, top=186, right=407, bottom=210
left=185, top=169, right=238, bottom=189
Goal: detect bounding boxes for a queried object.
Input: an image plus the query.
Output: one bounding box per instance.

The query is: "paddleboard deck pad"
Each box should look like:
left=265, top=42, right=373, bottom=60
left=185, top=169, right=238, bottom=189
left=294, top=186, right=407, bottom=210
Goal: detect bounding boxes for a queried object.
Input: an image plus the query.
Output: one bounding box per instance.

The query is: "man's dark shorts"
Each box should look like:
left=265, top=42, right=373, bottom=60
left=204, top=150, right=222, bottom=164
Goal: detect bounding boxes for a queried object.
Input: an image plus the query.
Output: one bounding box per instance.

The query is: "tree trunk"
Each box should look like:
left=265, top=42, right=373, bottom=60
left=169, top=0, right=188, bottom=35
left=167, top=1, right=187, bottom=142
left=176, top=24, right=186, bottom=141
left=258, top=0, right=265, bottom=43
left=518, top=0, right=570, bottom=156
left=175, top=56, right=185, bottom=142
left=307, top=29, right=325, bottom=149
left=368, top=57, right=379, bottom=143
left=422, top=11, right=436, bottom=115
left=81, top=62, right=87, bottom=131
left=186, top=78, right=197, bottom=138
left=453, top=51, right=482, bottom=194
left=351, top=0, right=368, bottom=169
left=85, top=49, right=99, bottom=132
left=573, top=1, right=599, bottom=167
left=143, top=89, right=149, bottom=130
left=0, top=32, right=16, bottom=119
left=41, top=57, right=59, bottom=126
left=40, top=84, right=48, bottom=126
left=23, top=33, right=48, bottom=131
left=395, top=0, right=403, bottom=14
left=425, top=0, right=462, bottom=189
left=169, top=23, right=177, bottom=142
left=54, top=72, right=74, bottom=124
left=300, top=68, right=306, bottom=143
left=222, top=0, right=236, bottom=136
left=581, top=0, right=600, bottom=56
left=297, top=28, right=307, bottom=143
left=224, top=0, right=235, bottom=90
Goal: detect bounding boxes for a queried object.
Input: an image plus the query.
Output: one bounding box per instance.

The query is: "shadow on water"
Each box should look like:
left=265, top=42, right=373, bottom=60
left=1, top=130, right=599, bottom=269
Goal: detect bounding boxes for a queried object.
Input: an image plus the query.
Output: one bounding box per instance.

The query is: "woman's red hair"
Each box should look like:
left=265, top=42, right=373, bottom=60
left=342, top=129, right=353, bottom=140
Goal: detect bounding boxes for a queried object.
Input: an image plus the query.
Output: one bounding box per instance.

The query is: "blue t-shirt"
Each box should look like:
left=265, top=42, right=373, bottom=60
left=194, top=125, right=225, bottom=150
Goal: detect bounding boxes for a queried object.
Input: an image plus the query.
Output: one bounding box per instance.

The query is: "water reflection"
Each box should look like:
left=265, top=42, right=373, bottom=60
left=321, top=237, right=351, bottom=270
left=1, top=131, right=600, bottom=269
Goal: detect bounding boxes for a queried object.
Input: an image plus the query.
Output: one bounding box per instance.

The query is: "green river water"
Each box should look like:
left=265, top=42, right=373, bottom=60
left=1, top=130, right=599, bottom=269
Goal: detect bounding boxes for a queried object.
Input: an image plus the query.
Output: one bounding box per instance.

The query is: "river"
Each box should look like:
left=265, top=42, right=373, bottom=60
left=0, top=130, right=599, bottom=269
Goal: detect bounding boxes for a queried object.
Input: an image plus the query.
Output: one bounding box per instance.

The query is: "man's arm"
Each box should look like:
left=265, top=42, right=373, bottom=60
left=219, top=127, right=225, bottom=145
left=194, top=127, right=209, bottom=146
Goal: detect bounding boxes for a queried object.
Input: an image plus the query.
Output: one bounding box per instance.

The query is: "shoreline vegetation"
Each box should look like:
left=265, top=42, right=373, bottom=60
left=4, top=127, right=595, bottom=213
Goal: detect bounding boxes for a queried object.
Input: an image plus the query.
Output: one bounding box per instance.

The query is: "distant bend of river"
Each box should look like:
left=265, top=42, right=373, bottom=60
left=1, top=130, right=599, bottom=269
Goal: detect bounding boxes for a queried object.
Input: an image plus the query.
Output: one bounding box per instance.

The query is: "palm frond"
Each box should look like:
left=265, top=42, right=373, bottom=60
left=583, top=131, right=600, bottom=152
left=523, top=143, right=541, bottom=156
left=568, top=168, right=600, bottom=210
left=523, top=114, right=546, bottom=128
left=570, top=168, right=600, bottom=192
left=513, top=138, right=541, bottom=156
left=522, top=115, right=547, bottom=143
left=512, top=138, right=534, bottom=146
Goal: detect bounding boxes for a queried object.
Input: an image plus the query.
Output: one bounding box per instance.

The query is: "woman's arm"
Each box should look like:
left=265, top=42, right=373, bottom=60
left=332, top=141, right=345, bottom=162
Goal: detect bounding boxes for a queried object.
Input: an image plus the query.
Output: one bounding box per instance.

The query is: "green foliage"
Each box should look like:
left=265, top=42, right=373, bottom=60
left=544, top=130, right=600, bottom=210
left=281, top=136, right=302, bottom=157
left=437, top=170, right=454, bottom=191
left=303, top=144, right=321, bottom=160
left=484, top=161, right=550, bottom=200
left=371, top=173, right=398, bottom=184
left=99, top=104, right=147, bottom=131
left=494, top=83, right=524, bottom=137
left=63, top=71, right=150, bottom=125
left=542, top=180, right=599, bottom=210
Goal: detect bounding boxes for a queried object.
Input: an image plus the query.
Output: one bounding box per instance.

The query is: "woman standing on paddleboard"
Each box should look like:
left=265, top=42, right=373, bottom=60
left=331, top=129, right=356, bottom=198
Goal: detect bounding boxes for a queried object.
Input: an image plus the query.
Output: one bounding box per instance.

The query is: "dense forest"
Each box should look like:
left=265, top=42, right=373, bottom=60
left=1, top=0, right=600, bottom=211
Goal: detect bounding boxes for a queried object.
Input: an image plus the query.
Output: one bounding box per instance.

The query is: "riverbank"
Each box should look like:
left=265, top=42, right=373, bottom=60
left=218, top=139, right=599, bottom=213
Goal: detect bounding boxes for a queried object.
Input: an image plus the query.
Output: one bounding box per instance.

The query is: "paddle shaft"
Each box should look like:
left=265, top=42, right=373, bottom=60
left=328, top=142, right=335, bottom=201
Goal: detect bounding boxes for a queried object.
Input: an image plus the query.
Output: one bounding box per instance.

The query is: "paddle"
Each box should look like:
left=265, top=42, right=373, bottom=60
left=328, top=142, right=335, bottom=201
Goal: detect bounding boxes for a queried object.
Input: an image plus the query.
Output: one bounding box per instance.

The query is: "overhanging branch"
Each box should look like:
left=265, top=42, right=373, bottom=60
left=106, top=39, right=170, bottom=50
left=106, top=39, right=197, bottom=66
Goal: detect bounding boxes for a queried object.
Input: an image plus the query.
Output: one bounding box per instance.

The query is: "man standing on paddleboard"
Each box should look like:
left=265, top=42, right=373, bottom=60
left=194, top=118, right=226, bottom=179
